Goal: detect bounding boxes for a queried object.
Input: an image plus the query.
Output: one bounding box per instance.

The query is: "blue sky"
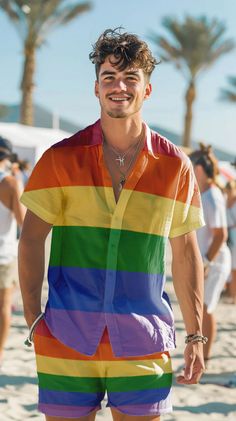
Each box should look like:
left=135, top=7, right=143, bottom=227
left=0, top=0, right=236, bottom=154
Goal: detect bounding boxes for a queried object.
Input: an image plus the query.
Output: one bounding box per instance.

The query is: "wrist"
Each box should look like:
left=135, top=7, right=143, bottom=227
left=185, top=333, right=208, bottom=345
left=203, top=255, right=212, bottom=268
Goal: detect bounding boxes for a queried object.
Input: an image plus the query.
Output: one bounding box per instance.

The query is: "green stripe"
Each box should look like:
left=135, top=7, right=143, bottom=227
left=49, top=226, right=166, bottom=274
left=38, top=372, right=172, bottom=393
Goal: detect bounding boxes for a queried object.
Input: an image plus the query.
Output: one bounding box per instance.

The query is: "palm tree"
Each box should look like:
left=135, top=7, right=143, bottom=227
left=0, top=104, right=9, bottom=119
left=0, top=0, right=91, bottom=126
left=221, top=76, right=236, bottom=103
left=149, top=16, right=235, bottom=147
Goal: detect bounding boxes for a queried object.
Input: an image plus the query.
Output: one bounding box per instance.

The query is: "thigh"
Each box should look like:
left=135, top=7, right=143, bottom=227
left=106, top=348, right=173, bottom=417
left=45, top=409, right=97, bottom=421
left=0, top=285, right=13, bottom=308
left=34, top=319, right=105, bottom=418
left=111, top=407, right=160, bottom=420
left=0, top=261, right=16, bottom=290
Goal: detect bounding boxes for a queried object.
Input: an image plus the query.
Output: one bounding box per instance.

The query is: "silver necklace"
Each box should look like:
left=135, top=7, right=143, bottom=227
left=103, top=131, right=144, bottom=191
left=107, top=141, right=138, bottom=167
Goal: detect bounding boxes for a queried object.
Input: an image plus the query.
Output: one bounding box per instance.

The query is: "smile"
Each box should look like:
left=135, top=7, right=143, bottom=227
left=109, top=96, right=131, bottom=102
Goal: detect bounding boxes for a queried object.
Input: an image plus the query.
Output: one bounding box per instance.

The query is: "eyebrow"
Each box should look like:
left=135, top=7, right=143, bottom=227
left=100, top=70, right=140, bottom=77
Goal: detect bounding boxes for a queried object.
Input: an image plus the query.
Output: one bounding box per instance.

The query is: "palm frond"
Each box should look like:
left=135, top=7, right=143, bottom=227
left=148, top=15, right=235, bottom=80
left=220, top=75, right=236, bottom=103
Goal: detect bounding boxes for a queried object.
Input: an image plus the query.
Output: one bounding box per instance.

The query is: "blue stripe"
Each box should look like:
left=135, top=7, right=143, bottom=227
left=47, top=267, right=170, bottom=315
left=39, top=388, right=104, bottom=406
left=108, top=387, right=171, bottom=405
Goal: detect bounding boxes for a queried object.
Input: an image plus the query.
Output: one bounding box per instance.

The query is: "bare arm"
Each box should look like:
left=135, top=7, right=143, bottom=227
left=206, top=227, right=228, bottom=262
left=170, top=231, right=205, bottom=384
left=18, top=210, right=52, bottom=327
left=11, top=177, right=26, bottom=226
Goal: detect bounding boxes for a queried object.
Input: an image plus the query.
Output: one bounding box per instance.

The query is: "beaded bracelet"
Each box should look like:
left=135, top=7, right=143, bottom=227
left=185, top=334, right=208, bottom=344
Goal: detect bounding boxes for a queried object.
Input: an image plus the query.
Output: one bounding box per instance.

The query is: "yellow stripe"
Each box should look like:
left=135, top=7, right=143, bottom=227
left=21, top=188, right=63, bottom=224
left=59, top=186, right=175, bottom=237
left=36, top=355, right=172, bottom=378
left=21, top=185, right=203, bottom=237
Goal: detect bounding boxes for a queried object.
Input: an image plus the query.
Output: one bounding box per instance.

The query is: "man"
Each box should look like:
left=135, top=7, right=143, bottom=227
left=0, top=136, right=25, bottom=367
left=19, top=28, right=206, bottom=421
left=189, top=145, right=231, bottom=362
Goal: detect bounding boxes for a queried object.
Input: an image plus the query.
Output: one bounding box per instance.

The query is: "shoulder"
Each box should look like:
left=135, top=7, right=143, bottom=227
left=1, top=174, right=18, bottom=190
left=51, top=120, right=101, bottom=151
left=150, top=128, right=191, bottom=174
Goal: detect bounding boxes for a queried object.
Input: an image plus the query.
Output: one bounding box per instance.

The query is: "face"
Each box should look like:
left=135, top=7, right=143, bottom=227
left=95, top=56, right=152, bottom=119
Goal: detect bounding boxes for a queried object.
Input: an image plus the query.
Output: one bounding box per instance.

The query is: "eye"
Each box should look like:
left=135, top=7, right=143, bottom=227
left=104, top=75, right=114, bottom=81
left=127, top=76, right=138, bottom=81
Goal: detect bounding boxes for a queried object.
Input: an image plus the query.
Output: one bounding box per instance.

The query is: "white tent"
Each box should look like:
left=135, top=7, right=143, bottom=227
left=0, top=122, right=73, bottom=165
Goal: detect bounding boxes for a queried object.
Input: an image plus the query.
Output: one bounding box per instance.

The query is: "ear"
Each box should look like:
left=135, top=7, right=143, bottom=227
left=95, top=80, right=99, bottom=98
left=144, top=83, right=152, bottom=100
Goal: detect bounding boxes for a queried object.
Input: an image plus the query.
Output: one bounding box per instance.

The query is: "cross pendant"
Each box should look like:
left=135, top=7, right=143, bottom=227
left=116, top=156, right=125, bottom=166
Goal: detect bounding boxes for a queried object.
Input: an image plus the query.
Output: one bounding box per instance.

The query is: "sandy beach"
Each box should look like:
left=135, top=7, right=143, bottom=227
left=0, top=241, right=235, bottom=420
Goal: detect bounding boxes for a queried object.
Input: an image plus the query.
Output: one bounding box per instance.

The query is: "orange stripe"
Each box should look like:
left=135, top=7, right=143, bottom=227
left=25, top=144, right=200, bottom=206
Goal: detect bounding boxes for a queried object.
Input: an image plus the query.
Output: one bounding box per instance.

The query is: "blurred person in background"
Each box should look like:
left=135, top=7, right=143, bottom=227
left=225, top=179, right=236, bottom=303
left=19, top=159, right=32, bottom=186
left=189, top=144, right=231, bottom=363
left=11, top=155, right=24, bottom=192
left=0, top=136, right=25, bottom=367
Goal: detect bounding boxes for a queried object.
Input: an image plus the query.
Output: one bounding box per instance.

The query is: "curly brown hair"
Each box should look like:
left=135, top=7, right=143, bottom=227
left=89, top=27, right=158, bottom=80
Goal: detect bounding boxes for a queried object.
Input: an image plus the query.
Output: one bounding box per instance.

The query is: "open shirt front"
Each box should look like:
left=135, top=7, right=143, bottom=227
left=21, top=120, right=204, bottom=356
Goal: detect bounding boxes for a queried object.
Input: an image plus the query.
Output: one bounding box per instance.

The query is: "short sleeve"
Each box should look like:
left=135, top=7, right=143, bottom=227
left=20, top=147, right=63, bottom=224
left=169, top=158, right=205, bottom=238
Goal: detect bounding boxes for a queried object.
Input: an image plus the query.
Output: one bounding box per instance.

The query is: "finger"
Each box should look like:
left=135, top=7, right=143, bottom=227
left=177, top=370, right=203, bottom=385
left=184, top=360, right=194, bottom=380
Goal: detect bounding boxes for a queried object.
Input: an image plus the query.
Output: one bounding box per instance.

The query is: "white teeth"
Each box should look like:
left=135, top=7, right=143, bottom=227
left=110, top=97, right=129, bottom=101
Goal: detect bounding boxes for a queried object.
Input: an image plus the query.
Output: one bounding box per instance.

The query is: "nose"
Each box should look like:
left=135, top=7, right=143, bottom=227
left=113, top=78, right=127, bottom=91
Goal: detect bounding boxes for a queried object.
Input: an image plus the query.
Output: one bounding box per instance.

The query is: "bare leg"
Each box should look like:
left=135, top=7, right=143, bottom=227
left=111, top=407, right=160, bottom=421
left=45, top=410, right=97, bottom=421
left=229, top=270, right=236, bottom=303
left=202, top=305, right=216, bottom=360
left=0, top=287, right=13, bottom=364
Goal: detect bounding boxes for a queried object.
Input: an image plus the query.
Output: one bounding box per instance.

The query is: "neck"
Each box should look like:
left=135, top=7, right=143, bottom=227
left=101, top=113, right=143, bottom=151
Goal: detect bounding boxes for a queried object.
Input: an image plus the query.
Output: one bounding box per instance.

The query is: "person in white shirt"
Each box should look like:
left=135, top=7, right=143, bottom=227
left=0, top=136, right=25, bottom=367
left=189, top=144, right=231, bottom=362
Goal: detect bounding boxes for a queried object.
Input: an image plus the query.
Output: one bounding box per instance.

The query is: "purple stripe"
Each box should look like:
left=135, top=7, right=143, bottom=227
left=39, top=403, right=101, bottom=417
left=44, top=308, right=106, bottom=355
left=108, top=401, right=172, bottom=416
left=44, top=308, right=175, bottom=356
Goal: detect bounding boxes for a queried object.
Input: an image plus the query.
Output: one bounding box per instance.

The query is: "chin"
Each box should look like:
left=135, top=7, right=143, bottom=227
left=107, top=111, right=128, bottom=119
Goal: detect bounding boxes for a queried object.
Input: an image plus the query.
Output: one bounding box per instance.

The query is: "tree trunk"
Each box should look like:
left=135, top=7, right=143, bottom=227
left=20, top=44, right=36, bottom=126
left=182, top=81, right=196, bottom=148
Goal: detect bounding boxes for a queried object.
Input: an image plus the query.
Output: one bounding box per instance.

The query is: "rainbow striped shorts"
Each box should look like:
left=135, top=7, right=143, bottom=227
left=34, top=319, right=173, bottom=418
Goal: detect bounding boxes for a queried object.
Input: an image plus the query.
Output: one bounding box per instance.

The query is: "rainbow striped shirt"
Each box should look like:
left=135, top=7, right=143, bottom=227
left=21, top=120, right=204, bottom=357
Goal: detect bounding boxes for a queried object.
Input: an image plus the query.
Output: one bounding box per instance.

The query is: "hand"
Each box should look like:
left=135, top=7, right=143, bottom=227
left=176, top=342, right=205, bottom=385
left=204, top=264, right=210, bottom=279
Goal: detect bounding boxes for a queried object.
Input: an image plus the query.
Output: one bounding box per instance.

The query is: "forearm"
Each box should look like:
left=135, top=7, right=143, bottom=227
left=206, top=229, right=227, bottom=262
left=18, top=237, right=45, bottom=327
left=172, top=247, right=204, bottom=335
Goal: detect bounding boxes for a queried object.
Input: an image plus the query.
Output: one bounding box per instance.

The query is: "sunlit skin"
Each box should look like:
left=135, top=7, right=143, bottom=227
left=94, top=56, right=152, bottom=150
left=95, top=57, right=151, bottom=117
